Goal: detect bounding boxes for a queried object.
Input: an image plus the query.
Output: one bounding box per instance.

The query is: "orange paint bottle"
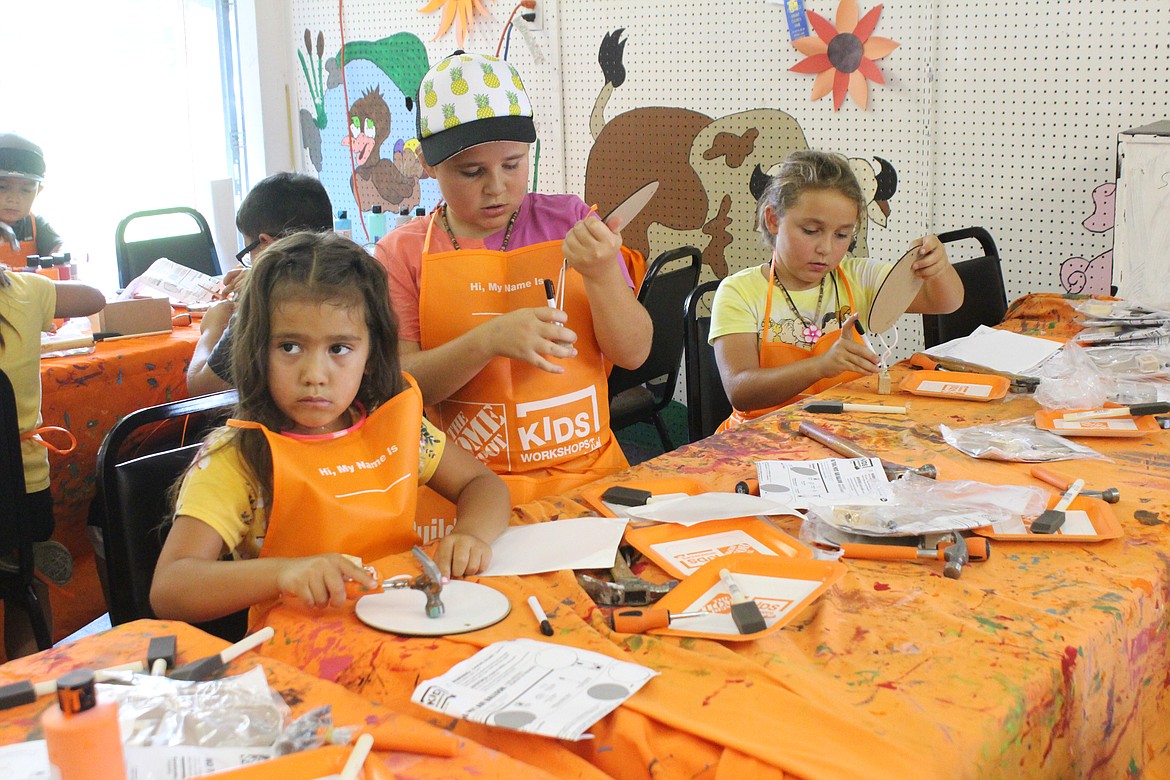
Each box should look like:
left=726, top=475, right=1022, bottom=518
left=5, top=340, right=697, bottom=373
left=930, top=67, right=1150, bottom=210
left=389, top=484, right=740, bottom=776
left=42, top=670, right=127, bottom=780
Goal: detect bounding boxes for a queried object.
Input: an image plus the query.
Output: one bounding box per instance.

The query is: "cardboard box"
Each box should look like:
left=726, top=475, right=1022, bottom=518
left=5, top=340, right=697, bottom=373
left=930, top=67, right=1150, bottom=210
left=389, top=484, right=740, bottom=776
left=90, top=297, right=174, bottom=336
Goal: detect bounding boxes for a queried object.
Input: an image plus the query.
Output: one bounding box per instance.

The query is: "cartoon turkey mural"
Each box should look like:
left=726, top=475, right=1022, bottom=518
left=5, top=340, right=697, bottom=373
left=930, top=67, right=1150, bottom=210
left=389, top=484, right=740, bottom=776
left=342, top=85, right=427, bottom=214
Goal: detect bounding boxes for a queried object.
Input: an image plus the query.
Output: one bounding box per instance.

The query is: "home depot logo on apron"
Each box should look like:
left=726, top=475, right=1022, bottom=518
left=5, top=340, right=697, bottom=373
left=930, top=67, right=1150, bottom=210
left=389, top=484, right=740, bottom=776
left=721, top=265, right=862, bottom=431
left=416, top=214, right=626, bottom=519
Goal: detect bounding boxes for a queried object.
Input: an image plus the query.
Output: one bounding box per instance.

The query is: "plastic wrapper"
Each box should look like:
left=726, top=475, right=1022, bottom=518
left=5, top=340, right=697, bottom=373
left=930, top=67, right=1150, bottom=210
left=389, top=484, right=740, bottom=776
left=1034, top=341, right=1109, bottom=410
left=940, top=419, right=1109, bottom=462
left=801, top=473, right=1048, bottom=536
left=97, top=666, right=287, bottom=748
left=1084, top=344, right=1170, bottom=380
left=1072, top=299, right=1170, bottom=325
left=273, top=705, right=359, bottom=755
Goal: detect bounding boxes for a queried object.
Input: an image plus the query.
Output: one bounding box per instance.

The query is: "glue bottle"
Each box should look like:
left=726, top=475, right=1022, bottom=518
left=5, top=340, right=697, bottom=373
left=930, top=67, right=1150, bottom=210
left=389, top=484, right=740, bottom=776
left=42, top=670, right=127, bottom=780
left=368, top=205, right=386, bottom=243
left=395, top=207, right=411, bottom=229
left=333, top=210, right=352, bottom=241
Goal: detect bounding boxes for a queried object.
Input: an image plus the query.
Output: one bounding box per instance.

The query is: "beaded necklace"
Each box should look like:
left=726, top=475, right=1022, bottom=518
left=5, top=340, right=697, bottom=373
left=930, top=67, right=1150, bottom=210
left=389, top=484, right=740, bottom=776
left=440, top=205, right=519, bottom=251
left=771, top=260, right=840, bottom=346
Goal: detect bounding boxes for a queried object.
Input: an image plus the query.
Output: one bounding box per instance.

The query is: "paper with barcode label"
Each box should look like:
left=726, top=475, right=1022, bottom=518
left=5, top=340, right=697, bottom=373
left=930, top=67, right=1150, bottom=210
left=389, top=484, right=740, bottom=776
left=412, top=639, right=656, bottom=741
left=756, top=457, right=893, bottom=509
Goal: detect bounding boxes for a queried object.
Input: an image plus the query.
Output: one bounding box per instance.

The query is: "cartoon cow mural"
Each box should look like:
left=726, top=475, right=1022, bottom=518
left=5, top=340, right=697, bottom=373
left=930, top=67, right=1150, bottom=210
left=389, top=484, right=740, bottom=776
left=583, top=29, right=896, bottom=280
left=1061, top=182, right=1115, bottom=296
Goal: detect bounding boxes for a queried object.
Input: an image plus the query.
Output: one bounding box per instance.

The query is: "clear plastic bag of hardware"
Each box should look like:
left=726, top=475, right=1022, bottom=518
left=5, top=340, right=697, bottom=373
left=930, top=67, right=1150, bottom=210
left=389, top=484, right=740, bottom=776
left=801, top=473, right=1048, bottom=536
left=1034, top=341, right=1109, bottom=410
left=939, top=418, right=1109, bottom=462
left=98, top=666, right=287, bottom=747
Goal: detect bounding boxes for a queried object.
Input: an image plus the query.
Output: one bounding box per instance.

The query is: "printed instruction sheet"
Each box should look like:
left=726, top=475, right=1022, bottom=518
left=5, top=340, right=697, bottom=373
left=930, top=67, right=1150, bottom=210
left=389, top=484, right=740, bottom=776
left=412, top=639, right=656, bottom=741
left=757, top=457, right=893, bottom=509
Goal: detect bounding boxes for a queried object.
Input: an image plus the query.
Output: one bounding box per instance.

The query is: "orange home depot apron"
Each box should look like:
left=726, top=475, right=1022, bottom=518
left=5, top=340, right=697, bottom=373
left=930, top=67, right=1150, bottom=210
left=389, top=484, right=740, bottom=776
left=415, top=214, right=627, bottom=533
left=0, top=214, right=37, bottom=268
left=720, top=265, right=862, bottom=431
left=227, top=376, right=424, bottom=562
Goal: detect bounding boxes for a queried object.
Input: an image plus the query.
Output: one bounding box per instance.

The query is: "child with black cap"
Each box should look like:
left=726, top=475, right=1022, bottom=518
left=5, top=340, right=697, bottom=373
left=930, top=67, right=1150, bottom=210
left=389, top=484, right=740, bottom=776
left=375, top=51, right=651, bottom=526
left=0, top=133, right=62, bottom=267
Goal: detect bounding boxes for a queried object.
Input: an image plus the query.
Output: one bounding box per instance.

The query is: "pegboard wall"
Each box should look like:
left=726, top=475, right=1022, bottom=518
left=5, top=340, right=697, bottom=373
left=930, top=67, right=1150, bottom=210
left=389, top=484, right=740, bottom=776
left=283, top=0, right=1169, bottom=363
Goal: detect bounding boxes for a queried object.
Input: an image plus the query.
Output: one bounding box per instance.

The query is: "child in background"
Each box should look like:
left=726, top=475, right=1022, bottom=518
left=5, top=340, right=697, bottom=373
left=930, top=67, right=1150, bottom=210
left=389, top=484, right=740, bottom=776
left=710, top=150, right=963, bottom=430
left=375, top=51, right=651, bottom=521
left=151, top=232, right=510, bottom=626
left=0, top=267, right=104, bottom=658
left=0, top=133, right=62, bottom=266
left=187, top=172, right=334, bottom=396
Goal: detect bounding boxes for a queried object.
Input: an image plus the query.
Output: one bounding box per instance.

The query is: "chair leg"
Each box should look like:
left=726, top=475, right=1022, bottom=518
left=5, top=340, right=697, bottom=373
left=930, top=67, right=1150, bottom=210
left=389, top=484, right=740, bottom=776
left=651, top=412, right=674, bottom=452
left=23, top=582, right=53, bottom=650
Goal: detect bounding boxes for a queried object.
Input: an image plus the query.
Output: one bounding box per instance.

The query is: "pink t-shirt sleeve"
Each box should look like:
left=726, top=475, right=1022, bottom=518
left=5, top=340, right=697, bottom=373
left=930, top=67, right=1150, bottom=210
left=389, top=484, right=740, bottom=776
left=372, top=194, right=633, bottom=345
left=374, top=218, right=451, bottom=343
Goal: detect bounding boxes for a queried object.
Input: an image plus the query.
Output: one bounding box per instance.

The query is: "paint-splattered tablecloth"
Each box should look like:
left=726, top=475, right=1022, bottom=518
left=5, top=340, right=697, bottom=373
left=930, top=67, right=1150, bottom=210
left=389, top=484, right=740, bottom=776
left=0, top=619, right=556, bottom=779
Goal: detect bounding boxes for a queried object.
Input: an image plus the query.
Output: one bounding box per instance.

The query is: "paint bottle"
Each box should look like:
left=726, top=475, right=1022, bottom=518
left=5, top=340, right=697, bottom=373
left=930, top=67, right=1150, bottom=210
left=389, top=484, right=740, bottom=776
left=368, top=205, right=386, bottom=243
left=414, top=207, right=425, bottom=218
left=334, top=210, right=352, bottom=240
left=395, top=207, right=412, bottom=229
left=35, top=256, right=60, bottom=280
left=51, top=253, right=71, bottom=280
left=42, top=670, right=127, bottom=780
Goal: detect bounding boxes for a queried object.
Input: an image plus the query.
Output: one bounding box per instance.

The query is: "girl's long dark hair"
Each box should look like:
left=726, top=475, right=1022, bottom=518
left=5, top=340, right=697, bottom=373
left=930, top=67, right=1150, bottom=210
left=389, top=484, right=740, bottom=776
left=227, top=230, right=402, bottom=503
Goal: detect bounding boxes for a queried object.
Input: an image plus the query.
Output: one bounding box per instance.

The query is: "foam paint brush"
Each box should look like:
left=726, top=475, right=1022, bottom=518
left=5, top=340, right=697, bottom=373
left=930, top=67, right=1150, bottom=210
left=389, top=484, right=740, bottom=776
left=718, top=568, right=767, bottom=634
left=168, top=626, right=274, bottom=681
left=802, top=401, right=907, bottom=414
left=1031, top=479, right=1085, bottom=534
left=1060, top=402, right=1170, bottom=420
left=0, top=662, right=145, bottom=711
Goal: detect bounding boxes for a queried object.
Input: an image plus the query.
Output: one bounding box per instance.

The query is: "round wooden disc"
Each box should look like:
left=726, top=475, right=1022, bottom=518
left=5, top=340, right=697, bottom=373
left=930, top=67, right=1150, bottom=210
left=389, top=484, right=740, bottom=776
left=355, top=580, right=511, bottom=636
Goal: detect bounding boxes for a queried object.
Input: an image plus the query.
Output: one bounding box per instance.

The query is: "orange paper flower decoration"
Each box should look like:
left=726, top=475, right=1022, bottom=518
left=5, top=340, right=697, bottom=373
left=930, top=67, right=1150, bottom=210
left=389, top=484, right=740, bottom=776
left=790, top=0, right=899, bottom=111
left=418, top=0, right=490, bottom=48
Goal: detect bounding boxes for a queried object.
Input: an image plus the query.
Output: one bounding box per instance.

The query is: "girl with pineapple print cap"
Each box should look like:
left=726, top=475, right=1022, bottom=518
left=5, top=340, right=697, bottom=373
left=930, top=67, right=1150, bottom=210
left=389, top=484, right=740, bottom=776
left=375, top=51, right=651, bottom=527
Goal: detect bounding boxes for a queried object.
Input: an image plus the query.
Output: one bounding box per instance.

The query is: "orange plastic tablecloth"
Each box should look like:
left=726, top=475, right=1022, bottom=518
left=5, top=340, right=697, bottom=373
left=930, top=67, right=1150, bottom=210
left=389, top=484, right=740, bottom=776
left=38, top=327, right=200, bottom=640
left=251, top=293, right=1170, bottom=779
left=0, top=619, right=557, bottom=779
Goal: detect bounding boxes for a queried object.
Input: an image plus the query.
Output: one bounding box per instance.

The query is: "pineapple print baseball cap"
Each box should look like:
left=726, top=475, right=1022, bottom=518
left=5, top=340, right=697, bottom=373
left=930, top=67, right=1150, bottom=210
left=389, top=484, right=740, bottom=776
left=416, top=51, right=536, bottom=165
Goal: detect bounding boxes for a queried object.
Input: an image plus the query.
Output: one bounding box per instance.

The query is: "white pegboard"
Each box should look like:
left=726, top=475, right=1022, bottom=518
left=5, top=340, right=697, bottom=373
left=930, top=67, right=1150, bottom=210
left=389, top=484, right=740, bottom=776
left=282, top=0, right=1170, bottom=364
left=286, top=0, right=568, bottom=226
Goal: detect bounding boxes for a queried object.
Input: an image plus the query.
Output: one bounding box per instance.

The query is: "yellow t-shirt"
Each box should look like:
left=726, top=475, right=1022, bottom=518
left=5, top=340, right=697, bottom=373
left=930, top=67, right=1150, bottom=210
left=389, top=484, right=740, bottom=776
left=0, top=272, right=56, bottom=492
left=709, top=256, right=893, bottom=349
left=174, top=416, right=446, bottom=558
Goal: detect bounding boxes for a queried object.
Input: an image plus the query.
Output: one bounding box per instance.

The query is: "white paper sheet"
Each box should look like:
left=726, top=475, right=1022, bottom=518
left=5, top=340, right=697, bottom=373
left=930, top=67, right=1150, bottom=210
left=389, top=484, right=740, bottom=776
left=623, top=492, right=799, bottom=525
left=412, top=639, right=656, bottom=741
left=924, top=325, right=1063, bottom=375
left=756, top=458, right=892, bottom=510
left=1057, top=509, right=1097, bottom=536
left=478, top=516, right=628, bottom=576
left=121, top=258, right=221, bottom=305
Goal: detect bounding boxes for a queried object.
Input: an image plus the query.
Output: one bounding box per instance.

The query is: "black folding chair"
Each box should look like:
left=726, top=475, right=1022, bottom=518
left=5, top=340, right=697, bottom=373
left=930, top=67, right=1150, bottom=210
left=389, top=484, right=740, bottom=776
left=923, top=227, right=1008, bottom=349
left=114, top=206, right=221, bottom=289
left=95, top=390, right=246, bottom=641
left=683, top=280, right=733, bottom=444
left=608, top=246, right=702, bottom=452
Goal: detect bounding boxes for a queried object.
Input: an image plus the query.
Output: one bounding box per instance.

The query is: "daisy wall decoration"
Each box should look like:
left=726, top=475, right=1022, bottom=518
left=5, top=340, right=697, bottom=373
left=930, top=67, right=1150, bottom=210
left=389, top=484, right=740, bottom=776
left=790, top=0, right=899, bottom=111
left=418, top=0, right=490, bottom=48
